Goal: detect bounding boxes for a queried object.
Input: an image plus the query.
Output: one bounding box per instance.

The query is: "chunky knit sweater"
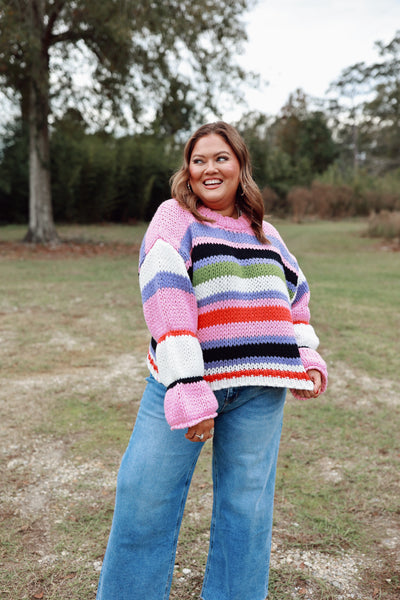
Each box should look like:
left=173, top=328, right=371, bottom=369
left=139, top=199, right=328, bottom=430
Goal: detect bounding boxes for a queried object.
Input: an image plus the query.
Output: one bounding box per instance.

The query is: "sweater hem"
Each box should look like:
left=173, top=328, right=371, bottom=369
left=207, top=374, right=314, bottom=392
left=147, top=358, right=314, bottom=394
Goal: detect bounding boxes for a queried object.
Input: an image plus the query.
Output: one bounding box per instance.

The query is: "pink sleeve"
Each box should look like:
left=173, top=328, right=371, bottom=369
left=290, top=268, right=328, bottom=397
left=139, top=238, right=217, bottom=429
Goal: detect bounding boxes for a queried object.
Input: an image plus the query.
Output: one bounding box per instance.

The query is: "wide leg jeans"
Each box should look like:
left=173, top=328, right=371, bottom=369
left=96, top=375, right=286, bottom=600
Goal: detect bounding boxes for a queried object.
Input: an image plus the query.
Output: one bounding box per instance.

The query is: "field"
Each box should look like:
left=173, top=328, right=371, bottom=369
left=0, top=220, right=399, bottom=600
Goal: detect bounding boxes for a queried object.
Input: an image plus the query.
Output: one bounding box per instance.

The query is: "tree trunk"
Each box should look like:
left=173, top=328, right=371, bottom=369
left=24, top=85, right=58, bottom=244
left=24, top=0, right=58, bottom=244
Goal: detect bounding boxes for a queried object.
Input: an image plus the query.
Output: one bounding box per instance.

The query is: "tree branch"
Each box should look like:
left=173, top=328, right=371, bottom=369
left=44, top=0, right=66, bottom=41
left=49, top=27, right=96, bottom=47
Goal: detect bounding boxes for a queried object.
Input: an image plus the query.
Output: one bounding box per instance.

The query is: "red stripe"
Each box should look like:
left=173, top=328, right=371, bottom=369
left=158, top=329, right=196, bottom=344
left=147, top=351, right=159, bottom=373
left=198, top=306, right=292, bottom=329
left=293, top=320, right=308, bottom=325
left=204, top=368, right=311, bottom=383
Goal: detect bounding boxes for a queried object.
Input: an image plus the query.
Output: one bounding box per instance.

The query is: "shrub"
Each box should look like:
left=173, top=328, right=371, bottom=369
left=286, top=181, right=400, bottom=221
left=261, top=186, right=288, bottom=218
left=287, top=187, right=314, bottom=222
left=367, top=210, right=400, bottom=240
left=311, top=182, right=355, bottom=219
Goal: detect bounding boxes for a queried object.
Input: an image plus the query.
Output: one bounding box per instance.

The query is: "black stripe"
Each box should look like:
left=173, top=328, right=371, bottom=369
left=167, top=376, right=204, bottom=390
left=203, top=342, right=300, bottom=363
left=192, top=243, right=297, bottom=286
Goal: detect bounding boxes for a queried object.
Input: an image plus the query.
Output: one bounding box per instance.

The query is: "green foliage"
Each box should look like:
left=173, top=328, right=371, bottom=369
left=112, top=134, right=178, bottom=222
left=2, top=23, right=400, bottom=228
left=237, top=101, right=338, bottom=211
left=0, top=0, right=255, bottom=129
left=0, top=120, right=29, bottom=223
left=51, top=130, right=178, bottom=224
left=272, top=92, right=338, bottom=186
left=0, top=114, right=180, bottom=225
left=0, top=0, right=256, bottom=241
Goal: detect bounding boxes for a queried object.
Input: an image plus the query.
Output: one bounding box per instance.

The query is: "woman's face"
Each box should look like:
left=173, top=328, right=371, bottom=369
left=188, top=134, right=241, bottom=217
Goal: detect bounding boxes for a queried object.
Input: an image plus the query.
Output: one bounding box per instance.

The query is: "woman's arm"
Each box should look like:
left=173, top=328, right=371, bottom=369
left=139, top=238, right=218, bottom=430
left=290, top=268, right=328, bottom=397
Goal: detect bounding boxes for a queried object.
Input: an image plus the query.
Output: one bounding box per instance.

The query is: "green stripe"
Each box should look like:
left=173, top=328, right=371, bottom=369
left=193, top=261, right=286, bottom=286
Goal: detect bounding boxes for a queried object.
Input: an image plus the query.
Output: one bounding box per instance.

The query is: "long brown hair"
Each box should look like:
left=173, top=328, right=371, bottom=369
left=170, top=121, right=267, bottom=243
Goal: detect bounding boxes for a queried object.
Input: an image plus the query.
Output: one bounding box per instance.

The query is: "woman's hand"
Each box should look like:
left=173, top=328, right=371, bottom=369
left=185, top=418, right=215, bottom=443
left=296, top=369, right=322, bottom=399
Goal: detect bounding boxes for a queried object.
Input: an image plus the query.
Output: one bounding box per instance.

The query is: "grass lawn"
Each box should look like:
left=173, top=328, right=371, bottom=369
left=0, top=219, right=399, bottom=599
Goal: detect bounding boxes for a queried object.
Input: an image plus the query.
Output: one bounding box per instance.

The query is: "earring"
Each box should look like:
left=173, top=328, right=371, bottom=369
left=187, top=181, right=192, bottom=192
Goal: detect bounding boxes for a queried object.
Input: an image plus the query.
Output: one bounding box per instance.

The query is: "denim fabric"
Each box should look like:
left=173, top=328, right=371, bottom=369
left=96, top=375, right=286, bottom=600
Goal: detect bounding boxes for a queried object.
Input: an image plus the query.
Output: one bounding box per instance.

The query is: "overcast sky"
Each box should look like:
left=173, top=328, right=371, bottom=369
left=224, top=0, right=400, bottom=119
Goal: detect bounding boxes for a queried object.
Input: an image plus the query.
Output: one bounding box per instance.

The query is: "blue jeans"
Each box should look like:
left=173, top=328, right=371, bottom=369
left=96, top=375, right=286, bottom=600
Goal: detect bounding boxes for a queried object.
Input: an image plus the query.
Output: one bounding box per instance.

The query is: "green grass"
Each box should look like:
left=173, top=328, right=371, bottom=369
left=0, top=219, right=399, bottom=600
left=275, top=218, right=400, bottom=378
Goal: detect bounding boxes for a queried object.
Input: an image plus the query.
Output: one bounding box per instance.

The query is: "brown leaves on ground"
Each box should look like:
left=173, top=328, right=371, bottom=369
left=0, top=241, right=140, bottom=260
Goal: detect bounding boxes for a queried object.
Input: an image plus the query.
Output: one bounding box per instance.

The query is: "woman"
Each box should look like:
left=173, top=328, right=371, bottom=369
left=96, top=122, right=328, bottom=600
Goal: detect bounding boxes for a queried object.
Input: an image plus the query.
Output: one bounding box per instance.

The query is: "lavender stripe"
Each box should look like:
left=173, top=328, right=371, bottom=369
left=197, top=289, right=289, bottom=308
left=200, top=335, right=296, bottom=349
left=191, top=222, right=263, bottom=246
left=141, top=272, right=193, bottom=302
left=204, top=355, right=304, bottom=369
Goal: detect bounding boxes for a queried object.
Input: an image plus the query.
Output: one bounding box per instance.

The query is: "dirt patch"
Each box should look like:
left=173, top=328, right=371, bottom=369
left=327, top=360, right=400, bottom=408
left=271, top=543, right=366, bottom=598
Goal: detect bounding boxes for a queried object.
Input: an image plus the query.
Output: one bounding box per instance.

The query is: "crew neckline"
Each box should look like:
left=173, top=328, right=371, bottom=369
left=197, top=204, right=250, bottom=231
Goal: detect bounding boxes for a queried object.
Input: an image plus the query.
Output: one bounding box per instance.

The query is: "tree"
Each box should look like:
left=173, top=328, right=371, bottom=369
left=363, top=31, right=400, bottom=170
left=0, top=0, right=257, bottom=242
left=236, top=111, right=272, bottom=188
left=328, top=62, right=372, bottom=172
left=273, top=90, right=338, bottom=185
left=328, top=31, right=400, bottom=174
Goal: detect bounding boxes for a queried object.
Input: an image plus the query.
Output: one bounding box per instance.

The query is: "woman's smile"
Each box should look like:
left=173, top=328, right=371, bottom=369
left=203, top=178, right=223, bottom=187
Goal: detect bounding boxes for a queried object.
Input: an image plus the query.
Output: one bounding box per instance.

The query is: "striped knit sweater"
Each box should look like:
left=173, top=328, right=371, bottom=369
left=139, top=199, right=328, bottom=430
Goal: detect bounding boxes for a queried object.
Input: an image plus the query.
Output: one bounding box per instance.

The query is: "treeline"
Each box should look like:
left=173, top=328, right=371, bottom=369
left=2, top=25, right=400, bottom=226
left=0, top=111, right=177, bottom=225
left=0, top=103, right=335, bottom=224
left=1, top=95, right=400, bottom=226
left=1, top=14, right=400, bottom=229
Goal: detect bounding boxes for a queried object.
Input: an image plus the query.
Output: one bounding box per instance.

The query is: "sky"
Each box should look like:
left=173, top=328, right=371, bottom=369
left=224, top=0, right=400, bottom=119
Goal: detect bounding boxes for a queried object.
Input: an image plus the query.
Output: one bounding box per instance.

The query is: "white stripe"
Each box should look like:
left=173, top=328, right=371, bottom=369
left=156, top=334, right=204, bottom=387
left=294, top=323, right=319, bottom=350
left=204, top=361, right=307, bottom=376
left=297, top=267, right=307, bottom=285
left=209, top=375, right=314, bottom=392
left=139, top=239, right=188, bottom=290
left=194, top=274, right=289, bottom=301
